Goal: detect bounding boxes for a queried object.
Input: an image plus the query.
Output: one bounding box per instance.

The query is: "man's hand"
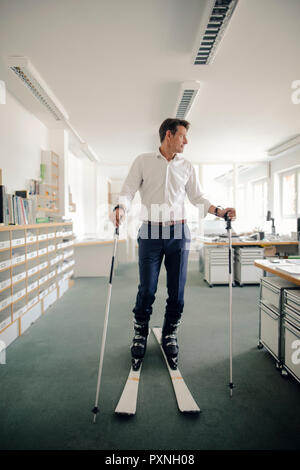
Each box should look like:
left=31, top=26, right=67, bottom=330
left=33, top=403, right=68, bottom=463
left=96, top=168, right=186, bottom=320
left=112, top=207, right=125, bottom=227
left=218, top=207, right=236, bottom=220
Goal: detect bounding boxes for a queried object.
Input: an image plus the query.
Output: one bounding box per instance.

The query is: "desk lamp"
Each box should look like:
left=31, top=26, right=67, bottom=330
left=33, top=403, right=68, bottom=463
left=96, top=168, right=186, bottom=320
left=266, top=211, right=276, bottom=235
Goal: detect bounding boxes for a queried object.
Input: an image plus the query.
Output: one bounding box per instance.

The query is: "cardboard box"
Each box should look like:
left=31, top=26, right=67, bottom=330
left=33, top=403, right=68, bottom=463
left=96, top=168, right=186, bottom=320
left=264, top=246, right=277, bottom=257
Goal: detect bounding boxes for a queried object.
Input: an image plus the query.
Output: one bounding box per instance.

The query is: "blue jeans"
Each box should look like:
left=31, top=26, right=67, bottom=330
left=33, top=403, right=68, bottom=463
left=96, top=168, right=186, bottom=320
left=133, top=222, right=190, bottom=324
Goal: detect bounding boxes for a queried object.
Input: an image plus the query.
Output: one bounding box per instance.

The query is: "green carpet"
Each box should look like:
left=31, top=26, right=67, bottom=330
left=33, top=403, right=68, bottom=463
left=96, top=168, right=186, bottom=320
left=0, top=261, right=299, bottom=450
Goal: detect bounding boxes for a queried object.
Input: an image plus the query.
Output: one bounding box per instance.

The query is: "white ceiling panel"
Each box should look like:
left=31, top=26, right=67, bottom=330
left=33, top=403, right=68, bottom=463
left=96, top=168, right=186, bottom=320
left=0, top=0, right=299, bottom=166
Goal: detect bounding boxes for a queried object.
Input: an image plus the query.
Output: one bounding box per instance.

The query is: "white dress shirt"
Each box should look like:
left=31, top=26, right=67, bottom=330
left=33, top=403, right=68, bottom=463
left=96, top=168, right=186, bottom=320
left=118, top=150, right=212, bottom=222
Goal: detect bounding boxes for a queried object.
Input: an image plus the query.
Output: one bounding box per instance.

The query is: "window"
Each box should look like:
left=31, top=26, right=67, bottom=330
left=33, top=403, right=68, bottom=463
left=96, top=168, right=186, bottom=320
left=252, top=179, right=268, bottom=218
left=236, top=164, right=268, bottom=233
left=280, top=168, right=300, bottom=218
left=67, top=151, right=84, bottom=237
left=201, top=164, right=234, bottom=212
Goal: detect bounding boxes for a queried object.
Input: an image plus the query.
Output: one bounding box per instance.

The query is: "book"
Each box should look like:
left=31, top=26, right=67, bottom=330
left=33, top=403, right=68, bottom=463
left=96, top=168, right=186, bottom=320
left=36, top=217, right=49, bottom=223
left=40, top=164, right=46, bottom=183
left=19, top=198, right=26, bottom=224
left=0, top=185, right=5, bottom=224
left=15, top=190, right=28, bottom=198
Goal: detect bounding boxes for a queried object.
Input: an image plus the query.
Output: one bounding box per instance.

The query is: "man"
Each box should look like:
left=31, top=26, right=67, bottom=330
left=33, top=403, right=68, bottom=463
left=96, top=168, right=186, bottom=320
left=113, top=118, right=236, bottom=371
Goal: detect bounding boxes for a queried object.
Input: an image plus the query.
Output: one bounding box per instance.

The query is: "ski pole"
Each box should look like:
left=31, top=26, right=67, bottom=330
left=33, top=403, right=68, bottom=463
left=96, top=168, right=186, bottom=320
left=224, top=212, right=234, bottom=397
left=92, top=226, right=119, bottom=423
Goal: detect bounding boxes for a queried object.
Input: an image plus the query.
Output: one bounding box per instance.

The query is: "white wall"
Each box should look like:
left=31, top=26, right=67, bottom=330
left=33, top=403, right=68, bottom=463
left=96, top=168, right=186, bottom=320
left=82, top=159, right=97, bottom=235
left=0, top=90, right=49, bottom=192
left=65, top=150, right=84, bottom=237
left=0, top=90, right=115, bottom=241
left=270, top=147, right=300, bottom=174
left=64, top=151, right=113, bottom=239
left=96, top=164, right=109, bottom=235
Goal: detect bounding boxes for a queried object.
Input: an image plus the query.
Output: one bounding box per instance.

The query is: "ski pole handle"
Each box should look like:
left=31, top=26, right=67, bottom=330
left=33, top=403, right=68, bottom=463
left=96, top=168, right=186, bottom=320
left=224, top=211, right=232, bottom=230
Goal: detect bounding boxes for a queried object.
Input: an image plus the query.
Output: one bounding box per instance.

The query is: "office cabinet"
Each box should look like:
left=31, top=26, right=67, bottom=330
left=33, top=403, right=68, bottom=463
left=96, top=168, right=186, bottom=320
left=282, top=290, right=300, bottom=382
left=259, top=301, right=280, bottom=357
left=0, top=222, right=74, bottom=350
left=258, top=277, right=298, bottom=369
left=234, top=247, right=264, bottom=285
left=203, top=246, right=233, bottom=287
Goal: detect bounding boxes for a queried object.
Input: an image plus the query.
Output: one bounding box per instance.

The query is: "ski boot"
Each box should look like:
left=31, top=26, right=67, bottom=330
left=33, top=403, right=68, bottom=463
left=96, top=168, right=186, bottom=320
left=162, top=319, right=181, bottom=370
left=131, top=320, right=149, bottom=371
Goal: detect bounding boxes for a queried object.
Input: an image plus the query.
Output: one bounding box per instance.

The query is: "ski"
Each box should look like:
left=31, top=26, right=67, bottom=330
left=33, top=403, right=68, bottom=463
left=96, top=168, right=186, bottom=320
left=152, top=327, right=200, bottom=414
left=115, top=364, right=142, bottom=415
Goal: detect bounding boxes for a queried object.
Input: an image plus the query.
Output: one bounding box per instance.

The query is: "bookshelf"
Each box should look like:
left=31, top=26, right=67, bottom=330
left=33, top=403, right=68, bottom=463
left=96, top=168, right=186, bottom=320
left=0, top=222, right=74, bottom=350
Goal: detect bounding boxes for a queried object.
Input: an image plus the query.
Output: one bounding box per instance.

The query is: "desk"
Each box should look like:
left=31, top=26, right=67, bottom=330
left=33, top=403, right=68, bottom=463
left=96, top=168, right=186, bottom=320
left=200, top=241, right=298, bottom=287
left=203, top=240, right=298, bottom=247
left=254, top=259, right=300, bottom=286
left=74, top=238, right=127, bottom=277
left=202, top=240, right=298, bottom=261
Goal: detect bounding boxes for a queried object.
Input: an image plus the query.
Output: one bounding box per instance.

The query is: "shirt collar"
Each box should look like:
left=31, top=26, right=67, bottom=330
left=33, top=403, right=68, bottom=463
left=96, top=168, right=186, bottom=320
left=157, top=148, right=180, bottom=161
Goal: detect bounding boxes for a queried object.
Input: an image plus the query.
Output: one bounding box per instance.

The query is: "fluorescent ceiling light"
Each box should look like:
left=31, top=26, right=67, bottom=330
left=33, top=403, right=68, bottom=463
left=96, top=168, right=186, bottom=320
left=193, top=0, right=239, bottom=65
left=7, top=55, right=101, bottom=162
left=174, top=81, right=201, bottom=119
left=67, top=124, right=101, bottom=162
left=66, top=121, right=85, bottom=144
left=266, top=135, right=300, bottom=157
left=80, top=142, right=100, bottom=162
left=7, top=55, right=69, bottom=121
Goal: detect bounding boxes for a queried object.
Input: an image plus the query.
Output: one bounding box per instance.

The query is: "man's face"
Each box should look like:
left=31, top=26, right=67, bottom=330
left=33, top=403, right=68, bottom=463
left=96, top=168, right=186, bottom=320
left=168, top=125, right=188, bottom=153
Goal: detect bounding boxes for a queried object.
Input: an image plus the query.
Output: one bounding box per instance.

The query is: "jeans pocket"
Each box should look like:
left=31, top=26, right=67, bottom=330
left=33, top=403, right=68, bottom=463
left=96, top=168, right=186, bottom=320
left=183, top=224, right=191, bottom=241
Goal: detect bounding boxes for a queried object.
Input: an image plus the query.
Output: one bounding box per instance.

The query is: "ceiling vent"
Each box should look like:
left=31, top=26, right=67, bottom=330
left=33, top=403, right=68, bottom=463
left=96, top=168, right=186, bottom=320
left=175, top=81, right=201, bottom=119
left=193, top=0, right=239, bottom=65
left=7, top=55, right=69, bottom=121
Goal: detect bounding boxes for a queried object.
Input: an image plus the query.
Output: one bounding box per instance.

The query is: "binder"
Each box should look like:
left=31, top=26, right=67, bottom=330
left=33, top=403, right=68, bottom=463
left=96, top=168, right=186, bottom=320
left=0, top=185, right=5, bottom=224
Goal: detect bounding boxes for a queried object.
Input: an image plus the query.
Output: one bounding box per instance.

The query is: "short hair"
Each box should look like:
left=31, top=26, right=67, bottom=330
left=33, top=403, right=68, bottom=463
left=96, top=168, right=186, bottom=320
left=159, top=118, right=190, bottom=143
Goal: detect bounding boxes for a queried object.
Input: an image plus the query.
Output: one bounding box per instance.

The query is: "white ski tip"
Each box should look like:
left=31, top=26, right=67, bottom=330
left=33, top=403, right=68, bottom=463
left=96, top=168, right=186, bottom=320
left=115, top=411, right=135, bottom=416
left=115, top=367, right=141, bottom=416
left=152, top=328, right=200, bottom=414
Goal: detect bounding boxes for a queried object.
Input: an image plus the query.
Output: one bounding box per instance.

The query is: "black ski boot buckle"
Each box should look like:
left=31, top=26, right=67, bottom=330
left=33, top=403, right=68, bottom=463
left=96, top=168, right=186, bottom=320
left=132, top=358, right=142, bottom=371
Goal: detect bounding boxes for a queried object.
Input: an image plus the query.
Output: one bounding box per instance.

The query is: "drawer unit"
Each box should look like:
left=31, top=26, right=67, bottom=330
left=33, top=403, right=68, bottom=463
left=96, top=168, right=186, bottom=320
left=0, top=305, right=12, bottom=332
left=258, top=277, right=300, bottom=370
left=283, top=318, right=300, bottom=383
left=203, top=246, right=233, bottom=287
left=260, top=277, right=297, bottom=311
left=43, top=288, right=58, bottom=312
left=259, top=301, right=280, bottom=358
left=284, top=290, right=300, bottom=315
left=282, top=290, right=300, bottom=382
left=234, top=247, right=264, bottom=285
left=0, top=319, right=18, bottom=348
left=0, top=222, right=74, bottom=355
left=19, top=302, right=42, bottom=335
left=235, top=262, right=262, bottom=285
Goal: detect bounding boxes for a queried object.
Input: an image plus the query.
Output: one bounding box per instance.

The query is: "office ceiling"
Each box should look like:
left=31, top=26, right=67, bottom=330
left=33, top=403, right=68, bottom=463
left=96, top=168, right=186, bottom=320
left=0, top=0, right=300, bottom=167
